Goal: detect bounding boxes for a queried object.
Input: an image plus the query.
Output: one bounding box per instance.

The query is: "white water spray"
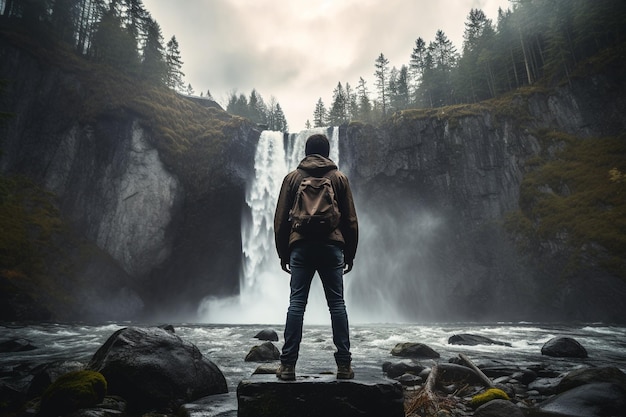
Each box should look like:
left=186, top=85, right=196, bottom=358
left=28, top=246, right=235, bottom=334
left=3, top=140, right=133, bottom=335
left=199, top=128, right=338, bottom=324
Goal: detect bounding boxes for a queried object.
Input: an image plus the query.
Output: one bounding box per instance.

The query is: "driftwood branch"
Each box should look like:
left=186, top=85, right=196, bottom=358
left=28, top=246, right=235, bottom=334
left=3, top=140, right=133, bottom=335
left=405, top=364, right=439, bottom=416
left=458, top=353, right=494, bottom=388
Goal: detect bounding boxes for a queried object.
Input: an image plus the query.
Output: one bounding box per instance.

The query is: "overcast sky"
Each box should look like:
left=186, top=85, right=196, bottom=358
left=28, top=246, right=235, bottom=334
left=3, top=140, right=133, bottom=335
left=142, top=0, right=511, bottom=131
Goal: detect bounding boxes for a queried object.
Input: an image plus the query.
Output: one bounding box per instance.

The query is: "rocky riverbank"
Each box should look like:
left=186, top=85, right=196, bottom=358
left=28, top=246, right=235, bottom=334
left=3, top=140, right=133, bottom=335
left=1, top=325, right=625, bottom=417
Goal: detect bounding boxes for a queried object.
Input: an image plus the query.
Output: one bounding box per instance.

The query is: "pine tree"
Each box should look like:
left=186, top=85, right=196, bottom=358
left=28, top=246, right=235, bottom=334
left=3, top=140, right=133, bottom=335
left=91, top=1, right=140, bottom=73
left=274, top=102, right=288, bottom=132
left=165, top=35, right=185, bottom=91
left=328, top=82, right=348, bottom=126
left=248, top=89, right=267, bottom=125
left=374, top=53, right=390, bottom=116
left=345, top=82, right=358, bottom=121
left=454, top=8, right=496, bottom=102
left=390, top=65, right=409, bottom=111
left=421, top=30, right=457, bottom=106
left=356, top=77, right=371, bottom=122
left=313, top=98, right=327, bottom=127
left=409, top=37, right=427, bottom=103
left=140, top=16, right=167, bottom=84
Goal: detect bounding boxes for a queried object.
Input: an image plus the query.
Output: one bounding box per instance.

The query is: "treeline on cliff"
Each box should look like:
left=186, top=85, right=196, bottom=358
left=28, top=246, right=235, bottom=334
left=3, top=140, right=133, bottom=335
left=311, top=0, right=626, bottom=127
left=1, top=0, right=188, bottom=91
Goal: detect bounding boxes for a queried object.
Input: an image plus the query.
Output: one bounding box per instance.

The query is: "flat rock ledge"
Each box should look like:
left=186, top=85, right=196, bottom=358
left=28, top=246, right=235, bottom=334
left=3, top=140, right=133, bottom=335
left=237, top=373, right=404, bottom=417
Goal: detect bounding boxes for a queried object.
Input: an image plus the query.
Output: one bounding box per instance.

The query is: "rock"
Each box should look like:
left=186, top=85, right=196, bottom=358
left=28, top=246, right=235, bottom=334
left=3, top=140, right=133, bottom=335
left=0, top=380, right=26, bottom=413
left=528, top=377, right=561, bottom=395
left=382, top=361, right=425, bottom=379
left=87, top=326, right=227, bottom=413
left=179, top=392, right=238, bottom=417
left=390, top=342, right=440, bottom=358
left=556, top=366, right=626, bottom=393
left=437, top=363, right=484, bottom=386
left=27, top=360, right=85, bottom=398
left=66, top=395, right=127, bottom=417
left=539, top=382, right=626, bottom=417
left=39, top=370, right=106, bottom=417
left=0, top=338, right=37, bottom=352
left=254, top=329, right=279, bottom=341
left=237, top=373, right=404, bottom=417
left=448, top=333, right=512, bottom=347
left=253, top=364, right=279, bottom=375
left=245, top=342, right=280, bottom=362
left=474, top=399, right=523, bottom=417
left=396, top=373, right=422, bottom=387
left=480, top=366, right=537, bottom=384
left=158, top=324, right=176, bottom=333
left=541, top=336, right=588, bottom=358
left=511, top=369, right=538, bottom=385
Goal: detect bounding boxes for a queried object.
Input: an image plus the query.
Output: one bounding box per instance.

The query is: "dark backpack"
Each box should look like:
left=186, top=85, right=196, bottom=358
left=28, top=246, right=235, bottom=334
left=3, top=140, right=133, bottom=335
left=289, top=169, right=341, bottom=236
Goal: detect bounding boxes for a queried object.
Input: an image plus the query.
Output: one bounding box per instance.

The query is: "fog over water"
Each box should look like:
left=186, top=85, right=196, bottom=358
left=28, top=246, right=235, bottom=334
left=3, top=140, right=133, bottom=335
left=198, top=128, right=460, bottom=325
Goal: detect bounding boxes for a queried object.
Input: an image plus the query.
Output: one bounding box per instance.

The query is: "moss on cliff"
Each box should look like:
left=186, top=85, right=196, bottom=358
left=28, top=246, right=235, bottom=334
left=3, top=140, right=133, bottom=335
left=0, top=175, right=68, bottom=317
left=507, top=131, right=626, bottom=278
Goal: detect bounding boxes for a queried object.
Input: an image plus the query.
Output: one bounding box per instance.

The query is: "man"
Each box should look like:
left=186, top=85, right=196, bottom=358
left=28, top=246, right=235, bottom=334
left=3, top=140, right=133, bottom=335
left=274, top=133, right=358, bottom=381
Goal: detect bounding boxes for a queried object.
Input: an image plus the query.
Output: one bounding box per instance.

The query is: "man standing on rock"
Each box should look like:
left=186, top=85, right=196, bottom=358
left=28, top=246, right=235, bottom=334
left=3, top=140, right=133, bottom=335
left=274, top=133, right=358, bottom=381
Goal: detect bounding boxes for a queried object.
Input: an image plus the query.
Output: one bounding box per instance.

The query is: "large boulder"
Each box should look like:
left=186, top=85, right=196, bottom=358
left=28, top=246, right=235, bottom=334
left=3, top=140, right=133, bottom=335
left=0, top=338, right=37, bottom=352
left=541, top=336, right=588, bottom=358
left=390, top=342, right=440, bottom=358
left=253, top=329, right=279, bottom=342
left=244, top=342, right=280, bottom=362
left=448, top=333, right=511, bottom=347
left=382, top=361, right=425, bottom=379
left=87, top=326, right=227, bottom=412
left=437, top=363, right=484, bottom=386
left=556, top=366, right=626, bottom=393
left=237, top=374, right=404, bottom=417
left=538, top=382, right=626, bottom=416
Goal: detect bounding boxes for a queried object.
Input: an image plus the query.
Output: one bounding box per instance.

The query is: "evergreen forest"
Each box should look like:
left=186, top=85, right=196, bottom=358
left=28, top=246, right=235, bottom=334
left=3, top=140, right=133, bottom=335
left=313, top=0, right=626, bottom=127
left=1, top=0, right=624, bottom=132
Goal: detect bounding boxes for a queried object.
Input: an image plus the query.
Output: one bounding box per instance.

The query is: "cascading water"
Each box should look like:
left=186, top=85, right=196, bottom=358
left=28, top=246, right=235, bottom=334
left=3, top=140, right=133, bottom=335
left=199, top=127, right=339, bottom=324
left=198, top=126, right=444, bottom=324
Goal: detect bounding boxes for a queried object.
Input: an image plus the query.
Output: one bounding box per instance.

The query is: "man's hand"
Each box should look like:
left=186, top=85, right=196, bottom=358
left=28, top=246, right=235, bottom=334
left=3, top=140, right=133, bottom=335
left=281, top=261, right=291, bottom=274
left=344, top=263, right=353, bottom=274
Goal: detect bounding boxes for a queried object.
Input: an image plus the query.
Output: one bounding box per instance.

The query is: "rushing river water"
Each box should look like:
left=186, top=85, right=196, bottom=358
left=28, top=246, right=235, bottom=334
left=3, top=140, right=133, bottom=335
left=1, top=322, right=625, bottom=393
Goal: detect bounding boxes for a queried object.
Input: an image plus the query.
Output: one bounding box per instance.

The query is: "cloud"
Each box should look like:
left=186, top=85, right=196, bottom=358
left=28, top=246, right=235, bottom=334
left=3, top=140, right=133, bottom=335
left=143, top=0, right=510, bottom=130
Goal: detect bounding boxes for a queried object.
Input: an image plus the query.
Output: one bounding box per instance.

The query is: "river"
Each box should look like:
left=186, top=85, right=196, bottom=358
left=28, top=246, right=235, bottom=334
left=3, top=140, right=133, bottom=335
left=1, top=322, right=625, bottom=393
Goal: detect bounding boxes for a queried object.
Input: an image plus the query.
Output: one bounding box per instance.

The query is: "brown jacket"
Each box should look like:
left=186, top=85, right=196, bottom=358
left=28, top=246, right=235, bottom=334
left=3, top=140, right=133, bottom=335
left=274, top=154, right=358, bottom=265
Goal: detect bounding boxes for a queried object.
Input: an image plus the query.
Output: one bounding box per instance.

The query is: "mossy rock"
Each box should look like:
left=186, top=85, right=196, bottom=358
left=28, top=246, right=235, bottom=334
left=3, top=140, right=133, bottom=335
left=39, top=370, right=107, bottom=416
left=470, top=387, right=510, bottom=408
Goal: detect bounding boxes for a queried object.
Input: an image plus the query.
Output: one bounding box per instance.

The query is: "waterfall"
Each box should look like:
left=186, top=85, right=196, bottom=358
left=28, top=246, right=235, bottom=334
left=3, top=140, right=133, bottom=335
left=198, top=127, right=338, bottom=324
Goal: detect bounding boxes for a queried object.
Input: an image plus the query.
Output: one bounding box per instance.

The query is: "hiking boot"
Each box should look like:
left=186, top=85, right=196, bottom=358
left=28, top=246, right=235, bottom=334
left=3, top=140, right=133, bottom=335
left=336, top=363, right=354, bottom=379
left=276, top=363, right=295, bottom=381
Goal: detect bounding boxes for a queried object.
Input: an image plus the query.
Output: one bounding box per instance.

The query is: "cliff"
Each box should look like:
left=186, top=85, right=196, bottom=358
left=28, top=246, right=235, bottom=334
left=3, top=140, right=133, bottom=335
left=339, top=49, right=626, bottom=322
left=0, top=29, right=259, bottom=321
left=2, top=26, right=625, bottom=323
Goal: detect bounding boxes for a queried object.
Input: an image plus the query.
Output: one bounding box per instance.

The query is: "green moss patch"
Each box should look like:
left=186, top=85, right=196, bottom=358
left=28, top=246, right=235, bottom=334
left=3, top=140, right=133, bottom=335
left=507, top=132, right=626, bottom=278
left=0, top=176, right=63, bottom=285
left=470, top=387, right=510, bottom=408
left=40, top=370, right=107, bottom=416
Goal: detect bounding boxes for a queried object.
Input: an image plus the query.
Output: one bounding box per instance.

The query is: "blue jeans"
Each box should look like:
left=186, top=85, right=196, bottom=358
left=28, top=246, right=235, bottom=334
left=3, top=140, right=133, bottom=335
left=280, top=241, right=351, bottom=366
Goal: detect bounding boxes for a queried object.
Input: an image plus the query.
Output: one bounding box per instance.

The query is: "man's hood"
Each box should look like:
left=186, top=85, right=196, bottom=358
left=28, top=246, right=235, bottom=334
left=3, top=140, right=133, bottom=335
left=297, top=154, right=338, bottom=175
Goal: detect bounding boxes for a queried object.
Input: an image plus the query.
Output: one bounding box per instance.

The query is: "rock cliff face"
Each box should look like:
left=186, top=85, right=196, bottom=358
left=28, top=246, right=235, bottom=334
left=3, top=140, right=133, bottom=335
left=0, top=32, right=259, bottom=321
left=339, top=65, right=626, bottom=323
